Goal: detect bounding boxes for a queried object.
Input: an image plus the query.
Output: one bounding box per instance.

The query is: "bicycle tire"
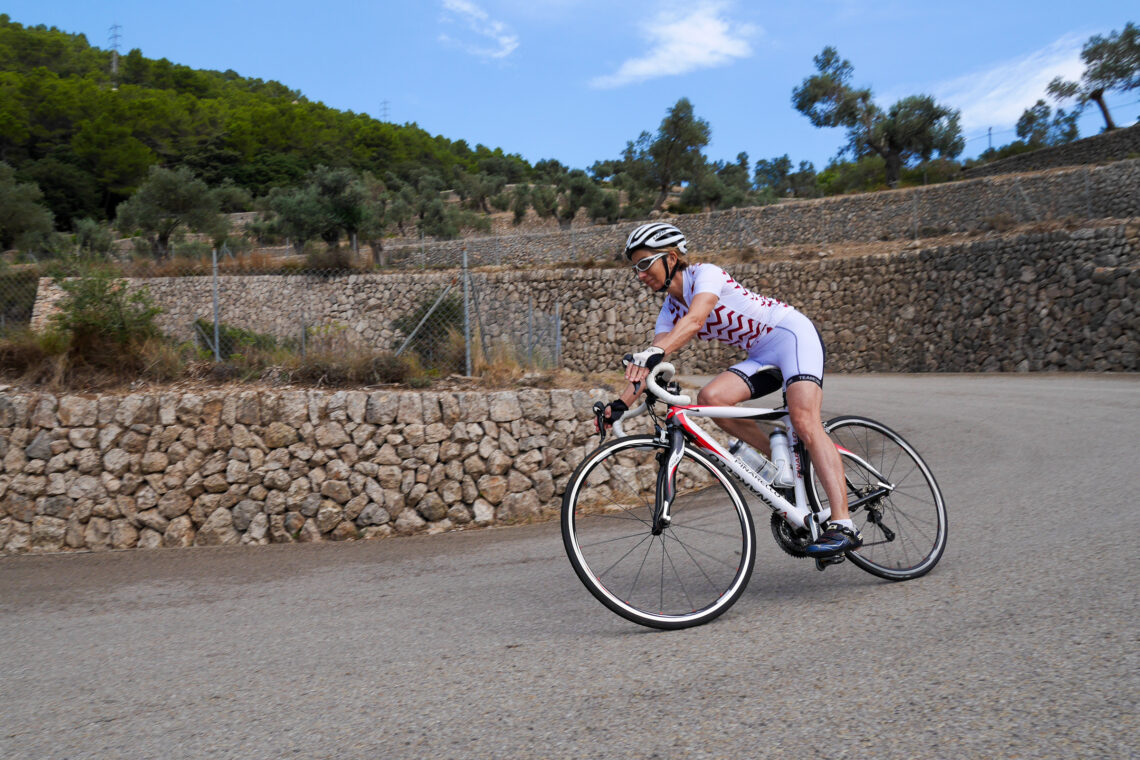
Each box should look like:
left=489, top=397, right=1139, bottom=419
left=806, top=415, right=947, bottom=580
left=561, top=434, right=756, bottom=629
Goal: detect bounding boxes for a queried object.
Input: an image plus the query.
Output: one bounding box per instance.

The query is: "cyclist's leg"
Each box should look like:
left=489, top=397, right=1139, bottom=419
left=754, top=312, right=850, bottom=519
left=786, top=380, right=849, bottom=522
left=698, top=369, right=771, bottom=455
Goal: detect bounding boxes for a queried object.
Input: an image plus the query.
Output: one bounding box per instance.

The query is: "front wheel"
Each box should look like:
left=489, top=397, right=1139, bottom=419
left=561, top=434, right=756, bottom=629
left=806, top=416, right=947, bottom=581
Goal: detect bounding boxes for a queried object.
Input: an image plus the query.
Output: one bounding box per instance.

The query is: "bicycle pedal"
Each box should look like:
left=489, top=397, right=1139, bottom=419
left=814, top=554, right=847, bottom=571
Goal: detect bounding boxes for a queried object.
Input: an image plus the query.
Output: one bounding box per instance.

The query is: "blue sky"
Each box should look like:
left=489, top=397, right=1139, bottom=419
left=6, top=1, right=1138, bottom=172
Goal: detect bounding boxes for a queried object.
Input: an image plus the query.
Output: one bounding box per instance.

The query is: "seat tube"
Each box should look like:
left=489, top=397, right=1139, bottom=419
left=786, top=419, right=826, bottom=538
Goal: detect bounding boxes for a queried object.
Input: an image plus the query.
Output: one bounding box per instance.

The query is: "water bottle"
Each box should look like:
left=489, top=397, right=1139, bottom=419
left=768, top=430, right=794, bottom=487
left=728, top=439, right=779, bottom=483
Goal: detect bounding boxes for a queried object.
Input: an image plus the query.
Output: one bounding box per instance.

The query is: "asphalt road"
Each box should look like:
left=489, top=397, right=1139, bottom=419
left=2, top=374, right=1137, bottom=760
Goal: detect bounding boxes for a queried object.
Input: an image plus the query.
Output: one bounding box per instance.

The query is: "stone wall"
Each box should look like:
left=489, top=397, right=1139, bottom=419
left=369, top=159, right=1140, bottom=268
left=560, top=221, right=1139, bottom=375
left=0, top=387, right=623, bottom=555
left=31, top=220, right=1140, bottom=374
left=963, top=124, right=1140, bottom=179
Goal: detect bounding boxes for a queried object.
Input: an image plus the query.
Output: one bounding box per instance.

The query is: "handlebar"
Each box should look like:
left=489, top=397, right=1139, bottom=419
left=642, top=362, right=690, bottom=405
left=610, top=362, right=690, bottom=438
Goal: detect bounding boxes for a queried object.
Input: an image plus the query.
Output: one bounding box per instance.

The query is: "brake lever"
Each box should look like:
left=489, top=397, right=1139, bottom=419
left=592, top=401, right=607, bottom=444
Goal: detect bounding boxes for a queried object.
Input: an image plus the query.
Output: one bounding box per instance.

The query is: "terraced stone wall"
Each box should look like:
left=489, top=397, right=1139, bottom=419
left=0, top=387, right=625, bottom=555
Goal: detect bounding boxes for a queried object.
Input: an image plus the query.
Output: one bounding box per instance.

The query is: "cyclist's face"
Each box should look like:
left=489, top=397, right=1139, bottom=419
left=631, top=249, right=671, bottom=290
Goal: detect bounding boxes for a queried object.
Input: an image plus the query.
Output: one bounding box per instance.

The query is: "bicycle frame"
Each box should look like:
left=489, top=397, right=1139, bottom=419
left=613, top=363, right=898, bottom=542
left=664, top=404, right=822, bottom=536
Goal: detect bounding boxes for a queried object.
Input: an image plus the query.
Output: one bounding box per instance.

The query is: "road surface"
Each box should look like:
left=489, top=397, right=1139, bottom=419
left=1, top=374, right=1137, bottom=759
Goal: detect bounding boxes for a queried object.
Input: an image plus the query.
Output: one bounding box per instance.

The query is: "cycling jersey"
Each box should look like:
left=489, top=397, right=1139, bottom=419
left=653, top=263, right=824, bottom=394
left=654, top=263, right=795, bottom=351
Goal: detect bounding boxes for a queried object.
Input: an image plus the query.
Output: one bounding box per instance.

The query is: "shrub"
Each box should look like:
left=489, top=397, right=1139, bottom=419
left=50, top=269, right=162, bottom=370
left=306, top=245, right=356, bottom=272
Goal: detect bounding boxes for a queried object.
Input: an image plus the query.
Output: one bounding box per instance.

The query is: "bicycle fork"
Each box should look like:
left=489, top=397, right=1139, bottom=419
left=652, top=428, right=686, bottom=535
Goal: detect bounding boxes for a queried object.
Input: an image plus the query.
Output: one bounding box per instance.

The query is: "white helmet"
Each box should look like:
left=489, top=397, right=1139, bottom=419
left=624, top=222, right=688, bottom=259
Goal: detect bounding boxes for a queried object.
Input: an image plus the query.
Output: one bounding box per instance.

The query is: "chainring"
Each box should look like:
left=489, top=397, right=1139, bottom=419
left=769, top=512, right=813, bottom=558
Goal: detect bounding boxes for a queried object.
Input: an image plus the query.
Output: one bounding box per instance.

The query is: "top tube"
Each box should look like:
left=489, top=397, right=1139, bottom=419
left=613, top=362, right=787, bottom=437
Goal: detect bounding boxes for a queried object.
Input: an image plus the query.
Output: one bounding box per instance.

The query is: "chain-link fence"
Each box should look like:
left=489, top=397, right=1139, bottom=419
left=4, top=244, right=563, bottom=384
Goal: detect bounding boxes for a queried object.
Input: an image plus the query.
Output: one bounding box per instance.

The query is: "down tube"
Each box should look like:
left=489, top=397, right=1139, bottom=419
left=671, top=411, right=818, bottom=529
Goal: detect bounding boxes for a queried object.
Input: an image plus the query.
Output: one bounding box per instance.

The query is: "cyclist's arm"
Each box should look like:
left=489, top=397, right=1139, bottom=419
left=625, top=293, right=719, bottom=387
left=654, top=292, right=717, bottom=355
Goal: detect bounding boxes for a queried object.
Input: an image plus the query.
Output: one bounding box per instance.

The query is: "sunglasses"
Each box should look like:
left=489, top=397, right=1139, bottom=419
left=631, top=252, right=668, bottom=273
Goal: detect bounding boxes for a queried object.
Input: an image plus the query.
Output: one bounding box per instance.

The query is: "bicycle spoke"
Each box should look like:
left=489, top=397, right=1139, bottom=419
left=563, top=435, right=754, bottom=628
left=809, top=418, right=946, bottom=580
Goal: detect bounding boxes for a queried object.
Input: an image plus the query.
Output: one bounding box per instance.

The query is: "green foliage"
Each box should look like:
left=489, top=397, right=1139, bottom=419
left=816, top=155, right=889, bottom=195
left=793, top=47, right=963, bottom=186
left=614, top=98, right=711, bottom=211
left=586, top=190, right=620, bottom=224
left=0, top=266, right=40, bottom=331
left=557, top=170, right=600, bottom=228
left=114, top=165, right=227, bottom=259
left=49, top=268, right=162, bottom=368
left=1048, top=22, right=1139, bottom=130
left=510, top=183, right=530, bottom=225
left=0, top=161, right=54, bottom=250
left=898, top=158, right=962, bottom=187
left=0, top=14, right=532, bottom=224
left=213, top=179, right=253, bottom=212
left=531, top=185, right=558, bottom=219
left=1015, top=100, right=1079, bottom=147
left=193, top=317, right=283, bottom=356
left=754, top=155, right=820, bottom=200
left=72, top=217, right=114, bottom=258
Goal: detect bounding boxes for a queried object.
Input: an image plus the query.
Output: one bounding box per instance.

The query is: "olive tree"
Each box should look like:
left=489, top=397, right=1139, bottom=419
left=115, top=165, right=227, bottom=260
left=1048, top=22, right=1140, bottom=131
left=793, top=47, right=963, bottom=186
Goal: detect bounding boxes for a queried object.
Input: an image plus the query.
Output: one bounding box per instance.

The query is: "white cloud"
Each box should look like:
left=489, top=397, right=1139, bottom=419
left=590, top=1, right=756, bottom=89
left=933, top=33, right=1087, bottom=133
left=440, top=0, right=520, bottom=60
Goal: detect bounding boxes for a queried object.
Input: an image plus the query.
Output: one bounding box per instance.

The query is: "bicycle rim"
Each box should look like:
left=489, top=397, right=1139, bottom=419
left=561, top=435, right=756, bottom=629
left=808, top=416, right=947, bottom=580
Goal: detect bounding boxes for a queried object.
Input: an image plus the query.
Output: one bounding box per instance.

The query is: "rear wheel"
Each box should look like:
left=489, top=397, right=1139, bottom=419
left=806, top=416, right=947, bottom=580
left=561, top=434, right=756, bottom=629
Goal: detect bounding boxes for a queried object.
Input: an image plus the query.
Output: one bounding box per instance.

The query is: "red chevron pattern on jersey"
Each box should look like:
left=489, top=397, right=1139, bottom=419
left=696, top=304, right=772, bottom=350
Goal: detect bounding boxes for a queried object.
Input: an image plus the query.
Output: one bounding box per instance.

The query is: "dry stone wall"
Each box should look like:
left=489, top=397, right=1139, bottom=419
left=557, top=222, right=1139, bottom=374
left=33, top=221, right=1139, bottom=374
left=963, top=124, right=1140, bottom=179
left=371, top=159, right=1140, bottom=268
left=0, top=386, right=621, bottom=555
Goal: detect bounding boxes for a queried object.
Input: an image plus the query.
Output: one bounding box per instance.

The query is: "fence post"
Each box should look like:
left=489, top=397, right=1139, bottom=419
left=554, top=302, right=562, bottom=367
left=463, top=246, right=472, bottom=376
left=528, top=293, right=534, bottom=366
left=1015, top=178, right=1040, bottom=221
left=912, top=191, right=919, bottom=241
left=1084, top=170, right=1093, bottom=219
left=211, top=247, right=221, bottom=362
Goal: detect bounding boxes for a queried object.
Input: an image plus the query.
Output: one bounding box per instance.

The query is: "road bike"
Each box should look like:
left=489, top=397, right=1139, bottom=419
left=561, top=361, right=947, bottom=629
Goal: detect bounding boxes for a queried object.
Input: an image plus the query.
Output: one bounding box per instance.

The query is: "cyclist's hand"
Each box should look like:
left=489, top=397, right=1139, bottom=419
left=593, top=399, right=628, bottom=432
left=623, top=347, right=664, bottom=385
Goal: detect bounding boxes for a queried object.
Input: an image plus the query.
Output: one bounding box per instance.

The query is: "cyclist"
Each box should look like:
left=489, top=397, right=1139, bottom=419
left=600, top=222, right=859, bottom=556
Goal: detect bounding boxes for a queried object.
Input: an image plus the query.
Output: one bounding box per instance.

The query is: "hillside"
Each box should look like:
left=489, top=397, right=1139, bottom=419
left=0, top=15, right=531, bottom=221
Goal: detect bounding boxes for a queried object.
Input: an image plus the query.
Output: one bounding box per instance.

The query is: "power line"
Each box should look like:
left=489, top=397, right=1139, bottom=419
left=962, top=96, right=1140, bottom=146
left=108, top=23, right=122, bottom=84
